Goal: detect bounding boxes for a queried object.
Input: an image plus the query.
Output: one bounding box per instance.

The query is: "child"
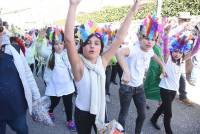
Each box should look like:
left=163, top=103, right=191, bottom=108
left=116, top=15, right=166, bottom=134
left=44, top=29, right=76, bottom=132
left=151, top=32, right=200, bottom=134
left=64, top=0, right=150, bottom=133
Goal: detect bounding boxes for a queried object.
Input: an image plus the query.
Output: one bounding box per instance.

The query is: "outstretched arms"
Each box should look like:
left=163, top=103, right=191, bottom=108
left=64, top=0, right=83, bottom=81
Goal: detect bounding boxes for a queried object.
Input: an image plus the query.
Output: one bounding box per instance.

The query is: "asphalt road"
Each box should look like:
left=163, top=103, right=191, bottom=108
left=6, top=74, right=200, bottom=134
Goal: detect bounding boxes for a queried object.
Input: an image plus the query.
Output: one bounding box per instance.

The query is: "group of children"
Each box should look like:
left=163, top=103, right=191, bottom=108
left=1, top=0, right=200, bottom=134
left=43, top=0, right=200, bottom=134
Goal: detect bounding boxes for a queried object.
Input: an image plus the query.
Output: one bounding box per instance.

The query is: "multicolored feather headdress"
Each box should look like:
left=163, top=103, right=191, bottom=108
left=169, top=32, right=193, bottom=54
left=138, top=15, right=160, bottom=41
left=48, top=27, right=64, bottom=44
left=78, top=20, right=111, bottom=46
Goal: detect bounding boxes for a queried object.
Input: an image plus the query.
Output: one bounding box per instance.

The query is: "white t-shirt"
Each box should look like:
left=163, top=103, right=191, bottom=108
left=159, top=56, right=182, bottom=91
left=45, top=52, right=75, bottom=96
left=126, top=43, right=154, bottom=87
left=75, top=66, right=91, bottom=111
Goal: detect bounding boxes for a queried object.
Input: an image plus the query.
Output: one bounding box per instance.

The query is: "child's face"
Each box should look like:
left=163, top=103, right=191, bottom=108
left=172, top=50, right=183, bottom=60
left=82, top=35, right=102, bottom=61
left=54, top=41, right=64, bottom=53
left=140, top=36, right=155, bottom=51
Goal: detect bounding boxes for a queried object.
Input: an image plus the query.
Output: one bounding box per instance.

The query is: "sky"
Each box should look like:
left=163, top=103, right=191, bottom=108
left=0, top=0, right=133, bottom=28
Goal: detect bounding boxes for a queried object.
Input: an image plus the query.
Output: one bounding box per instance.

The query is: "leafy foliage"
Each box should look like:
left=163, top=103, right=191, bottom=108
left=162, top=0, right=200, bottom=17
left=77, top=0, right=200, bottom=23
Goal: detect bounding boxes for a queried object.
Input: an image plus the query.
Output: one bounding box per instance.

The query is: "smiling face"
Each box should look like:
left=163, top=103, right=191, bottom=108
left=82, top=35, right=102, bottom=63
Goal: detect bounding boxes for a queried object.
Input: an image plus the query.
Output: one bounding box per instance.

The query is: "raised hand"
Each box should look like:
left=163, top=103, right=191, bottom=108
left=132, top=0, right=155, bottom=11
left=69, top=0, right=81, bottom=5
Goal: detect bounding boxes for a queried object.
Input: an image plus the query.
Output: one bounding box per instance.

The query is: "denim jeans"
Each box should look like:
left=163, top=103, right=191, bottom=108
left=0, top=114, right=28, bottom=134
left=118, top=84, right=146, bottom=134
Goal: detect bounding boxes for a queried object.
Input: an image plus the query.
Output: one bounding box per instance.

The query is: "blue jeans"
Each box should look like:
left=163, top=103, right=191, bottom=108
left=0, top=114, right=28, bottom=134
left=118, top=84, right=146, bottom=134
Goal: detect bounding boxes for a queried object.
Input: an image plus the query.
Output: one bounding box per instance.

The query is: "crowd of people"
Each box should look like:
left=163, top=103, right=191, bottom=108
left=0, top=0, right=200, bottom=134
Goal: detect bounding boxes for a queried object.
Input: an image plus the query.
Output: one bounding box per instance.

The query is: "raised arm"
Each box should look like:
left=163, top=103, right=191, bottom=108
left=162, top=24, right=171, bottom=63
left=102, top=0, right=151, bottom=68
left=183, top=35, right=200, bottom=61
left=64, top=0, right=83, bottom=81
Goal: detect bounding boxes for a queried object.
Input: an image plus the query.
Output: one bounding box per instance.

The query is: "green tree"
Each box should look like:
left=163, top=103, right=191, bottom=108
left=162, top=0, right=200, bottom=17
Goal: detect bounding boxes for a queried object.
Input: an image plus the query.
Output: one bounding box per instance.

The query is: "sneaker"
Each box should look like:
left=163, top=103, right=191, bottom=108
left=111, top=80, right=118, bottom=85
left=150, top=117, right=160, bottom=130
left=48, top=112, right=55, bottom=121
left=106, top=95, right=111, bottom=102
left=180, top=99, right=193, bottom=106
left=66, top=120, right=76, bottom=132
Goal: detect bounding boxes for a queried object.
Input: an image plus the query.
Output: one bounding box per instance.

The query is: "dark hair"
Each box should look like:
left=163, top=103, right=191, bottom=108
left=48, top=30, right=64, bottom=70
left=78, top=33, right=104, bottom=55
left=3, top=21, right=8, bottom=27
left=0, top=18, right=3, bottom=32
left=170, top=51, right=185, bottom=66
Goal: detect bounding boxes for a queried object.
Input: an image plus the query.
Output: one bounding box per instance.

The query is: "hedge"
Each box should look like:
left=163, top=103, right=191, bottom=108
left=77, top=0, right=200, bottom=23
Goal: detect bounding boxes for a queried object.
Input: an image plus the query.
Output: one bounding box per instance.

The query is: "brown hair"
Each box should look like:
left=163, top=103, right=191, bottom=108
left=78, top=33, right=104, bottom=55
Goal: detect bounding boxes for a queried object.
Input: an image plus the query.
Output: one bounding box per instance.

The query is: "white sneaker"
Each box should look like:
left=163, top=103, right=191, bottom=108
left=106, top=95, right=110, bottom=102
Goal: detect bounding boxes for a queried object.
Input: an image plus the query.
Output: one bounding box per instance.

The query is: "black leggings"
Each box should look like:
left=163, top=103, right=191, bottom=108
left=74, top=107, right=97, bottom=134
left=49, top=93, right=73, bottom=121
left=152, top=89, right=176, bottom=134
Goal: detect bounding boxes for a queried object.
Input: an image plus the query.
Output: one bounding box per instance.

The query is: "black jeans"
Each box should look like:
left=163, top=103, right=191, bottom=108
left=152, top=88, right=176, bottom=134
left=49, top=93, right=73, bottom=121
left=74, top=107, right=97, bottom=134
left=118, top=84, right=146, bottom=134
left=110, top=63, right=123, bottom=84
left=179, top=74, right=187, bottom=100
left=105, top=66, right=112, bottom=96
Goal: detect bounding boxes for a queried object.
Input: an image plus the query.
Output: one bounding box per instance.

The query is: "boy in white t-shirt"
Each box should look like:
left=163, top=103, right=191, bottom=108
left=116, top=16, right=165, bottom=134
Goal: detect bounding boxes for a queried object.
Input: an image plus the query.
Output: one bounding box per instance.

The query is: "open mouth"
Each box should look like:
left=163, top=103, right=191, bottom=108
left=89, top=50, right=95, bottom=54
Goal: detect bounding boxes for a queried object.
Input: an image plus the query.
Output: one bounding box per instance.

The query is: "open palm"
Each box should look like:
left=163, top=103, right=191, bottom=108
left=134, top=0, right=155, bottom=11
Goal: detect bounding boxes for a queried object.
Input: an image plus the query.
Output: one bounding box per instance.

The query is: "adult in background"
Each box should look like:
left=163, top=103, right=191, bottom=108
left=169, top=12, right=193, bottom=105
left=0, top=17, right=41, bottom=134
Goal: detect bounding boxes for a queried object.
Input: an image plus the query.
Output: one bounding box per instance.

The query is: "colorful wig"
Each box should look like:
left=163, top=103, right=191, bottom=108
left=138, top=15, right=161, bottom=41
left=169, top=32, right=193, bottom=54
